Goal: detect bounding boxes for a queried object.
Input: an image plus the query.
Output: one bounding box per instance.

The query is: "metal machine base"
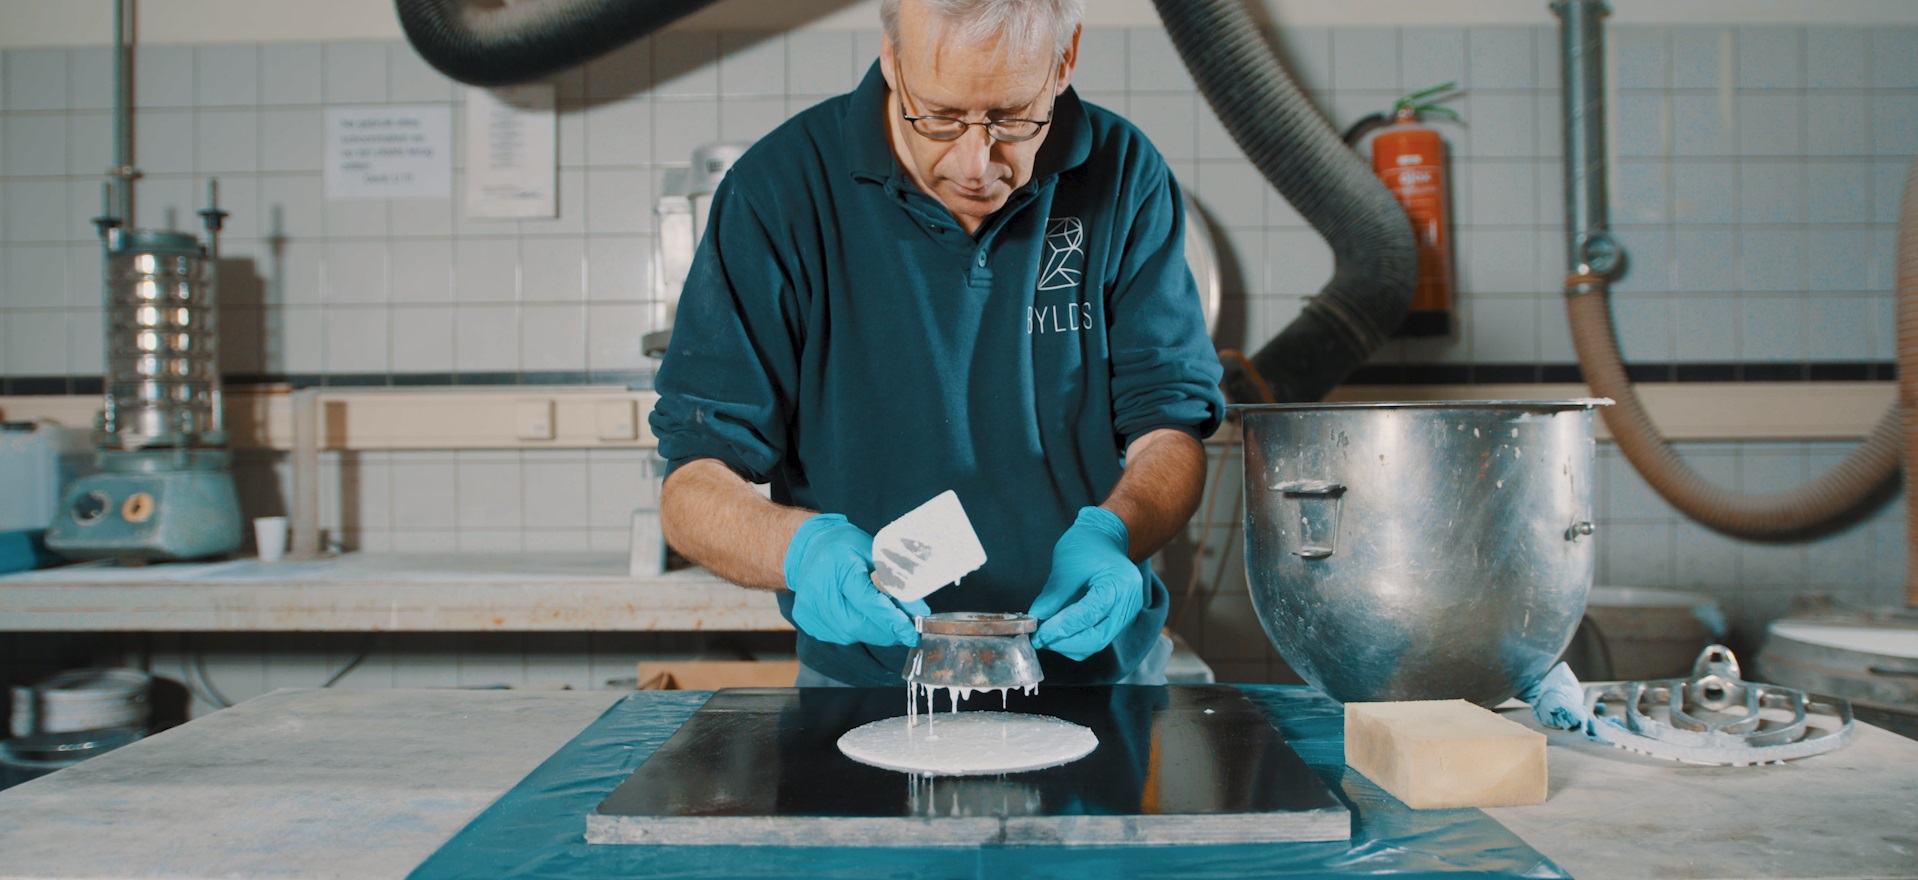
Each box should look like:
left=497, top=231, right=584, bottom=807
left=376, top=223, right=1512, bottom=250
left=43, top=450, right=243, bottom=561
left=588, top=685, right=1350, bottom=847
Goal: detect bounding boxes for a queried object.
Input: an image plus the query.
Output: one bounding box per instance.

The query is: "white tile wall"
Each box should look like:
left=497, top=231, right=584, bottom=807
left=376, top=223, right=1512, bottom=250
left=1467, top=27, right=1535, bottom=90
left=1401, top=26, right=1465, bottom=90
left=196, top=45, right=259, bottom=107
left=2, top=23, right=1912, bottom=688
left=324, top=43, right=390, bottom=104
left=1333, top=29, right=1399, bottom=92
left=134, top=45, right=194, bottom=108
left=520, top=303, right=587, bottom=372
left=455, top=304, right=521, bottom=372
left=323, top=305, right=392, bottom=373
left=1805, top=27, right=1867, bottom=89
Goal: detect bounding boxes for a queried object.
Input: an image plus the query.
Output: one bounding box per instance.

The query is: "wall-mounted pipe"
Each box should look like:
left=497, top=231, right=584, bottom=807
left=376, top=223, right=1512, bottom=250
left=1901, top=163, right=1918, bottom=609
left=1554, top=0, right=1903, bottom=542
left=110, top=0, right=137, bottom=222
left=1556, top=0, right=1622, bottom=280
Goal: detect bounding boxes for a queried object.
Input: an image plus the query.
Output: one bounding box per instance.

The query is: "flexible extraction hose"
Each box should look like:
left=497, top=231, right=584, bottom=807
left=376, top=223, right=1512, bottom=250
left=396, top=0, right=1413, bottom=403
left=1149, top=0, right=1417, bottom=404
left=1566, top=280, right=1902, bottom=541
left=395, top=0, right=717, bottom=87
left=1556, top=0, right=1904, bottom=544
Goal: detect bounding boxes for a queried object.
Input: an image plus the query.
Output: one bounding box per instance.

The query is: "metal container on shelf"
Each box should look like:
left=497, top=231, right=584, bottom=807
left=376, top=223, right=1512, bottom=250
left=9, top=668, right=152, bottom=737
left=0, top=727, right=142, bottom=792
left=1759, top=615, right=1918, bottom=740
left=43, top=185, right=243, bottom=562
left=1578, top=585, right=1725, bottom=681
left=40, top=0, right=242, bottom=562
left=100, top=230, right=226, bottom=451
left=1, top=668, right=150, bottom=792
left=1237, top=400, right=1606, bottom=706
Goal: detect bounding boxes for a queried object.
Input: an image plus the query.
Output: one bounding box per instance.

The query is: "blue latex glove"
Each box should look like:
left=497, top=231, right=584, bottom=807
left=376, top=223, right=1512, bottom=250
left=1520, top=661, right=1595, bottom=734
left=783, top=514, right=929, bottom=647
left=1028, top=507, right=1143, bottom=661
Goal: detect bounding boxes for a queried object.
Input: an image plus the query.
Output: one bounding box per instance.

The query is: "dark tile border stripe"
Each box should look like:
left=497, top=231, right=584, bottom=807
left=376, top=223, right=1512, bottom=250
left=0, top=363, right=1895, bottom=396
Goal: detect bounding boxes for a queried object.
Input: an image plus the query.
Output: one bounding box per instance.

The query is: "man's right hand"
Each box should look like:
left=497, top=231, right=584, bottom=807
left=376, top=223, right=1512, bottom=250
left=783, top=513, right=929, bottom=647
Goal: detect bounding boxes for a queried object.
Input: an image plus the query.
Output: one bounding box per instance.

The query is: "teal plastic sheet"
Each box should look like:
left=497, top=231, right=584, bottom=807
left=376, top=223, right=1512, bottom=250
left=409, top=686, right=1567, bottom=879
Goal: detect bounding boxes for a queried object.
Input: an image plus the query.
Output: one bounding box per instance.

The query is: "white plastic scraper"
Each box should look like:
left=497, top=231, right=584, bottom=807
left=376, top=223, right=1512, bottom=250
left=869, top=489, right=986, bottom=604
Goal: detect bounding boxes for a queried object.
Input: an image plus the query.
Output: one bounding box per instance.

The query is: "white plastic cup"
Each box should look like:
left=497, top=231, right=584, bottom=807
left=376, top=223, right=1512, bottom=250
left=629, top=509, right=664, bottom=577
left=254, top=516, right=288, bottom=562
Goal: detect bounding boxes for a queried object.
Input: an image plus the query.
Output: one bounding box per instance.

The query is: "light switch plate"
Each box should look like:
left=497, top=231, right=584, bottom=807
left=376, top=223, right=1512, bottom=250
left=597, top=400, right=638, bottom=441
left=516, top=399, right=555, bottom=440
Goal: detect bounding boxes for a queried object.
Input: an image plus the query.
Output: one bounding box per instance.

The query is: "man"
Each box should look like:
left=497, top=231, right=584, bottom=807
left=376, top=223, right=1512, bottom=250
left=650, top=0, right=1224, bottom=687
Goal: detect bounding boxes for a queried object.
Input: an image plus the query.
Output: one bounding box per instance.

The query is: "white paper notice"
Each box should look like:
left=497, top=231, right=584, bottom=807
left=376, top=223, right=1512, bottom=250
left=325, top=106, right=452, bottom=199
left=464, top=84, right=557, bottom=219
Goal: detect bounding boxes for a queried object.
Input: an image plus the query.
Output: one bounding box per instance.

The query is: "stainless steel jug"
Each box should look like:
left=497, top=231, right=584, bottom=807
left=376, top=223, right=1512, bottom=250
left=1238, top=401, right=1606, bottom=706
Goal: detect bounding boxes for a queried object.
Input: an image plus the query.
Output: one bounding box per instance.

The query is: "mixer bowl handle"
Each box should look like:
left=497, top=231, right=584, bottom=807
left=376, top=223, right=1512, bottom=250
left=1271, top=480, right=1346, bottom=560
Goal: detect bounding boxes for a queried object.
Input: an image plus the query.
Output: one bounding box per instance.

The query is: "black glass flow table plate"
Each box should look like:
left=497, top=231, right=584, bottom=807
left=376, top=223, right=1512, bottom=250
left=587, top=684, right=1350, bottom=847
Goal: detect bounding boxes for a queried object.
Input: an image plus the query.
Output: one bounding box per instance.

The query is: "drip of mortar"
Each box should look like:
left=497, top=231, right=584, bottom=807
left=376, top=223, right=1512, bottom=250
left=864, top=493, right=1045, bottom=725
left=904, top=612, right=1046, bottom=730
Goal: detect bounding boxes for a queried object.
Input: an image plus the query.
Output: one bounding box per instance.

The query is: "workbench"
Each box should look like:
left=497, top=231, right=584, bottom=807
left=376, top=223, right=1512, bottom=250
left=0, top=687, right=1911, bottom=879
left=0, top=552, right=789, bottom=632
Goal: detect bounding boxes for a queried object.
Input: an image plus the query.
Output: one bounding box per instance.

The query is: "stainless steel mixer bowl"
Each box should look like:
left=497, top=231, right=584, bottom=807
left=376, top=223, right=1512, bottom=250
left=1237, top=401, right=1604, bottom=706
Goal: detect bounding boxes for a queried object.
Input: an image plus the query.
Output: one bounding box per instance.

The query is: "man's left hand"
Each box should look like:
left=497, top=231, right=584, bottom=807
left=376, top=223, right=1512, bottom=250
left=1028, top=506, right=1143, bottom=661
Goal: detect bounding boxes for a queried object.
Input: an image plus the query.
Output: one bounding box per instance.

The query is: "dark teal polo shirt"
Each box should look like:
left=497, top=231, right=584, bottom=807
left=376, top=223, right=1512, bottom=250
left=650, top=62, right=1224, bottom=686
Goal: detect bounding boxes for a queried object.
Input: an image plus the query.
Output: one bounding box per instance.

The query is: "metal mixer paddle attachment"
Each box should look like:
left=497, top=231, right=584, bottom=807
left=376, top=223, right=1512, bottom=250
left=905, top=612, right=1043, bottom=692
left=1583, top=644, right=1857, bottom=766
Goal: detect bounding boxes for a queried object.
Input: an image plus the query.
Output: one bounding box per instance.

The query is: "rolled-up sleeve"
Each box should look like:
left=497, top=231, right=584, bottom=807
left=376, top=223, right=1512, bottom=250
left=1106, top=163, right=1226, bottom=447
left=649, top=181, right=801, bottom=482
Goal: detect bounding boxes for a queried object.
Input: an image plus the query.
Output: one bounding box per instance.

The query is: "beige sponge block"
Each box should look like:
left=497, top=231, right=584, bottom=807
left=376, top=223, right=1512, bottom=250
left=1345, top=699, right=1547, bottom=809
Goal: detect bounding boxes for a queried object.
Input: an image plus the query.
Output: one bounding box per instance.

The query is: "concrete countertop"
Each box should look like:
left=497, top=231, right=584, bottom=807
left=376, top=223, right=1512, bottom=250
left=1485, top=710, right=1918, bottom=878
left=0, top=687, right=1912, bottom=879
left=0, top=689, right=625, bottom=879
left=0, top=552, right=792, bottom=632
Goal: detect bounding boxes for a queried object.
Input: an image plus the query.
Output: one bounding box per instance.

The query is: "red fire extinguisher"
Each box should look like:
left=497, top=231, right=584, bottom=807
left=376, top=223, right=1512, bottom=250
left=1345, top=83, right=1462, bottom=337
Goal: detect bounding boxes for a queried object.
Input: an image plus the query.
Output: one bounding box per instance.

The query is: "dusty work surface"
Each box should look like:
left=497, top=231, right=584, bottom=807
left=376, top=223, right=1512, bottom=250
left=1, top=687, right=1914, bottom=879
left=0, top=551, right=788, bottom=631
left=0, top=688, right=623, bottom=879
left=423, top=686, right=1559, bottom=878
left=1484, top=705, right=1918, bottom=879
left=589, top=686, right=1349, bottom=846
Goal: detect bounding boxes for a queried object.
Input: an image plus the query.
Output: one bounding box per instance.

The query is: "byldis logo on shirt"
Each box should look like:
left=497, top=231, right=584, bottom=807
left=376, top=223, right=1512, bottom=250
left=1030, top=217, right=1091, bottom=334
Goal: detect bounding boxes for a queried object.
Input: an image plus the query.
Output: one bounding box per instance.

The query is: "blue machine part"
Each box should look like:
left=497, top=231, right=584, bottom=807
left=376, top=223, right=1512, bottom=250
left=0, top=422, right=93, bottom=533
left=44, top=450, right=243, bottom=561
left=0, top=531, right=62, bottom=575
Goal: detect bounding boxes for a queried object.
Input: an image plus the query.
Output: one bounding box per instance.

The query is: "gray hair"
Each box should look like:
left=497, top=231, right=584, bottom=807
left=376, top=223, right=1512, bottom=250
left=881, top=0, right=1086, bottom=64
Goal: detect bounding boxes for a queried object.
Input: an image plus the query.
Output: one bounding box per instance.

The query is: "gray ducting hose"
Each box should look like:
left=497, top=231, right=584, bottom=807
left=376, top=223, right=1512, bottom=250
left=398, top=0, right=1412, bottom=402
left=1151, top=0, right=1418, bottom=404
left=1567, top=278, right=1902, bottom=541
left=396, top=0, right=718, bottom=87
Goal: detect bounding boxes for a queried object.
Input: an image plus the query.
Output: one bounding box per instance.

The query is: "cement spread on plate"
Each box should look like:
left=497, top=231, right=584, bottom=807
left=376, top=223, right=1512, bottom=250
left=836, top=712, right=1098, bottom=776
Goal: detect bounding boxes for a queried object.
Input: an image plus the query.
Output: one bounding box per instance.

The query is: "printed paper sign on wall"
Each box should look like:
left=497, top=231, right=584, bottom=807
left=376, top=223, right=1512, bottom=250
left=464, top=84, right=558, bottom=219
left=325, top=106, right=453, bottom=199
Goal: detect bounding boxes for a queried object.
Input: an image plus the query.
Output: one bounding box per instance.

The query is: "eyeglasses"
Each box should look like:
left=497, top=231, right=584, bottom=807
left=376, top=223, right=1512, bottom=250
left=896, top=60, right=1056, bottom=143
